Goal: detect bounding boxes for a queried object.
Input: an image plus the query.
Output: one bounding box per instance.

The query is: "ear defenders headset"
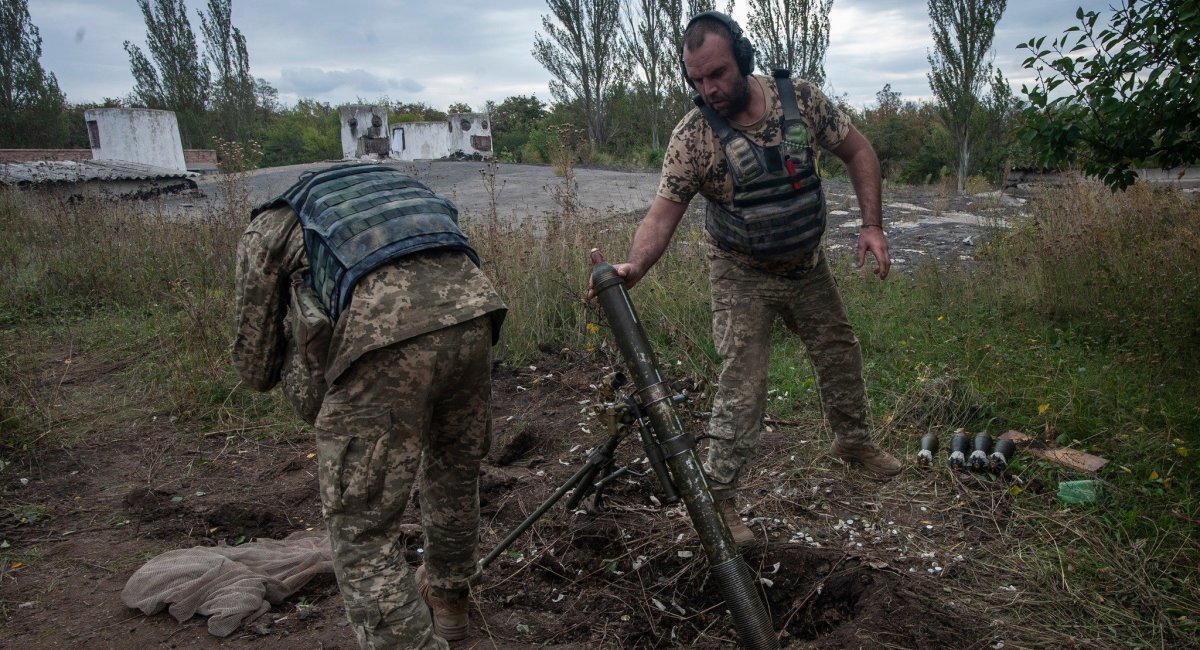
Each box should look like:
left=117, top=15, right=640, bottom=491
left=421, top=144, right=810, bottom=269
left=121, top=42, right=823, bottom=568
left=679, top=11, right=755, bottom=88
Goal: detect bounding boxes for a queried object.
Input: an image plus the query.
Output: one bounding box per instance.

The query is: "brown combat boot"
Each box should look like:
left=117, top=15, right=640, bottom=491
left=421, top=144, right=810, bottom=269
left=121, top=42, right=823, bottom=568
left=414, top=564, right=469, bottom=641
left=830, top=439, right=903, bottom=478
left=717, top=499, right=756, bottom=546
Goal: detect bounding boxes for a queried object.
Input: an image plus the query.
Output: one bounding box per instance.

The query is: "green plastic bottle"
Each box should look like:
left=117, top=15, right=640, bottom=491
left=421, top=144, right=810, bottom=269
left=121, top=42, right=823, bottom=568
left=1058, top=479, right=1102, bottom=504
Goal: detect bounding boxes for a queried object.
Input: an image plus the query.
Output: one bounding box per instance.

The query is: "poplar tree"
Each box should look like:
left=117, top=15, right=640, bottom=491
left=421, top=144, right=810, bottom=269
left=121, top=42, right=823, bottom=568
left=621, top=0, right=670, bottom=148
left=533, top=0, right=625, bottom=147
left=0, top=0, right=67, bottom=147
left=124, top=0, right=209, bottom=146
left=926, top=0, right=1006, bottom=194
left=661, top=0, right=721, bottom=99
left=199, top=0, right=256, bottom=140
left=745, top=0, right=833, bottom=84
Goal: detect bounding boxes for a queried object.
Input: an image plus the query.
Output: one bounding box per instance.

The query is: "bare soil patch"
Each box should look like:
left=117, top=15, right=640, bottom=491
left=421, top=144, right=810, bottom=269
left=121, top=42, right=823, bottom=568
left=0, top=170, right=1039, bottom=648
left=1, top=339, right=1051, bottom=649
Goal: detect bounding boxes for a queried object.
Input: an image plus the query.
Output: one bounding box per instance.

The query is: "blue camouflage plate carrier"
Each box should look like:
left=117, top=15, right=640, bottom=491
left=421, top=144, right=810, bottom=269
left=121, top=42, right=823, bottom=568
left=256, top=164, right=480, bottom=321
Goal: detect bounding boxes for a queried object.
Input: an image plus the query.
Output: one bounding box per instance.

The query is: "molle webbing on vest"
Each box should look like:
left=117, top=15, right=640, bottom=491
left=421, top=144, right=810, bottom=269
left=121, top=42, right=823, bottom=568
left=263, top=164, right=479, bottom=321
left=705, top=191, right=825, bottom=257
left=694, top=76, right=827, bottom=258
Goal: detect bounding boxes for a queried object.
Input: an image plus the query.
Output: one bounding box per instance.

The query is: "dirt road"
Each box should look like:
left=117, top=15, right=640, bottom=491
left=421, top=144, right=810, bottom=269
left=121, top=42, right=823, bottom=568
left=191, top=159, right=661, bottom=226
left=185, top=159, right=1025, bottom=271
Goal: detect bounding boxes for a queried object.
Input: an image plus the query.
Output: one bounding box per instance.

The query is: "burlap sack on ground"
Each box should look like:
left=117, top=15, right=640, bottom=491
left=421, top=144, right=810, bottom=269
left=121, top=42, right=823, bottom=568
left=121, top=531, right=333, bottom=637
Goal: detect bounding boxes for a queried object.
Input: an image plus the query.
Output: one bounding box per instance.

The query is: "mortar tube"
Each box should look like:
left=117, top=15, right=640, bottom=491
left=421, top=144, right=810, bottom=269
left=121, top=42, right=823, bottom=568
left=590, top=253, right=778, bottom=650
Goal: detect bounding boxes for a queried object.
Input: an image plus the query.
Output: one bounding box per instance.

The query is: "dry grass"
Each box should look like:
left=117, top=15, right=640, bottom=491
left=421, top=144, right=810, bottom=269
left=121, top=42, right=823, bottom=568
left=875, top=364, right=984, bottom=438
left=2, top=172, right=1196, bottom=646
left=989, top=180, right=1200, bottom=371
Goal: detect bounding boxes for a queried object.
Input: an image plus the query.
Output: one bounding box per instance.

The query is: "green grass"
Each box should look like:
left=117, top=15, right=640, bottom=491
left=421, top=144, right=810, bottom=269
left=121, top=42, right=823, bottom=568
left=0, top=174, right=1196, bottom=644
left=0, top=187, right=303, bottom=446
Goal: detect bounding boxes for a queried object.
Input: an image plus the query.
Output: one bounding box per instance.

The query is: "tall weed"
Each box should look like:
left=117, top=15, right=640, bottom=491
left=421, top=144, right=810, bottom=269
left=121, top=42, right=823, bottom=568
left=0, top=187, right=277, bottom=435
left=467, top=176, right=710, bottom=372
left=988, top=181, right=1200, bottom=373
left=0, top=190, right=238, bottom=322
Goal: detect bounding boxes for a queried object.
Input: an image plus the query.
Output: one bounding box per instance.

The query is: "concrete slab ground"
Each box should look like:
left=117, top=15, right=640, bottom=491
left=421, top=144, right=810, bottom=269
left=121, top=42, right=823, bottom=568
left=170, top=159, right=1027, bottom=272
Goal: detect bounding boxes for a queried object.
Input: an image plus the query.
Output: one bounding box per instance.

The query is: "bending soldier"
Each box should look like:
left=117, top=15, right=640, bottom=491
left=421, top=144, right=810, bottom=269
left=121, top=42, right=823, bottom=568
left=232, top=164, right=506, bottom=648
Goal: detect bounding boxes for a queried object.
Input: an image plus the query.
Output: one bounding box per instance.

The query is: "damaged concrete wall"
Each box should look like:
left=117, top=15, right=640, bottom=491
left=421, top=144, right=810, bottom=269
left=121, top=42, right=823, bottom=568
left=390, top=113, right=492, bottom=161
left=84, top=108, right=187, bottom=171
left=339, top=105, right=390, bottom=159
left=0, top=149, right=91, bottom=162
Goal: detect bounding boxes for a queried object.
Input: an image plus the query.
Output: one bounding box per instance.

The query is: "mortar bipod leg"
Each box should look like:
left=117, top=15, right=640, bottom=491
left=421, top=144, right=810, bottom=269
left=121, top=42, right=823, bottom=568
left=475, top=435, right=621, bottom=578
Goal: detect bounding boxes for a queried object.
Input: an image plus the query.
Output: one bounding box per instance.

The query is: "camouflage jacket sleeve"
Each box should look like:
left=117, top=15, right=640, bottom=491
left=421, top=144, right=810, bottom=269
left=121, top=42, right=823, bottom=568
left=230, top=206, right=306, bottom=391
left=657, top=108, right=712, bottom=204
left=792, top=77, right=851, bottom=152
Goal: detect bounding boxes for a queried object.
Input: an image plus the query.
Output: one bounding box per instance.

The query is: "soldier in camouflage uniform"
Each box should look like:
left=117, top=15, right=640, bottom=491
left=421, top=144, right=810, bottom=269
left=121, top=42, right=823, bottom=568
left=600, top=12, right=901, bottom=545
left=232, top=165, right=506, bottom=648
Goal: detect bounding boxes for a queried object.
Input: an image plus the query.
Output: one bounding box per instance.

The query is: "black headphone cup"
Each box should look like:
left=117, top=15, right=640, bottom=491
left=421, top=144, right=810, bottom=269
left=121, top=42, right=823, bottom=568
left=733, top=37, right=754, bottom=75
left=681, top=11, right=755, bottom=84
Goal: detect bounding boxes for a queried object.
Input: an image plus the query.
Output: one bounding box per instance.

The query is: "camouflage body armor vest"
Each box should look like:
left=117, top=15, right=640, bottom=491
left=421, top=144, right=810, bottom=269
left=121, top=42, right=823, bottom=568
left=697, top=71, right=826, bottom=258
left=255, top=164, right=479, bottom=321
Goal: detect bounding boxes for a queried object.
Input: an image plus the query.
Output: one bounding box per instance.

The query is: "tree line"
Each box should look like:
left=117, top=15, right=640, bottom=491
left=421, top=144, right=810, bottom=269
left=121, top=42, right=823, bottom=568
left=1, top=0, right=1193, bottom=192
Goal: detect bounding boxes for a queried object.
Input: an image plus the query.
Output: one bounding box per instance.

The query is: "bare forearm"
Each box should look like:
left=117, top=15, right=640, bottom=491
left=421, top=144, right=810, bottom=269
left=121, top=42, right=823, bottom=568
left=628, top=218, right=673, bottom=272
left=625, top=196, right=688, bottom=280
left=834, top=126, right=891, bottom=279
left=835, top=127, right=883, bottom=227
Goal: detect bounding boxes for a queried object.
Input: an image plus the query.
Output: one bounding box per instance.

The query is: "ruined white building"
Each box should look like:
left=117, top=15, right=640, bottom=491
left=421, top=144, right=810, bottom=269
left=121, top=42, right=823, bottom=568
left=1, top=107, right=198, bottom=199
left=336, top=105, right=494, bottom=162
left=390, top=114, right=493, bottom=161
left=339, top=105, right=391, bottom=159
left=84, top=107, right=187, bottom=171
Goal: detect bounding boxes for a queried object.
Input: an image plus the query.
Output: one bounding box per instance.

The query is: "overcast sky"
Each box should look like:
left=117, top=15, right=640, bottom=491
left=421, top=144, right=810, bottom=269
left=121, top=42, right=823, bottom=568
left=31, top=0, right=1112, bottom=113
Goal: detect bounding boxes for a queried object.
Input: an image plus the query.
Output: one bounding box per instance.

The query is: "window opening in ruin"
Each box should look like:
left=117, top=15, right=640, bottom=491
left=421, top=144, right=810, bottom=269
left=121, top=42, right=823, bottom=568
left=87, top=121, right=100, bottom=149
left=460, top=119, right=471, bottom=131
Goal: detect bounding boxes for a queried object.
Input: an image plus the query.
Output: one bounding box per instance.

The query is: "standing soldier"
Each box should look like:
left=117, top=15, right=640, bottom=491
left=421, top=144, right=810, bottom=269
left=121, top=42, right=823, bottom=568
left=232, top=164, right=506, bottom=648
left=598, top=12, right=901, bottom=545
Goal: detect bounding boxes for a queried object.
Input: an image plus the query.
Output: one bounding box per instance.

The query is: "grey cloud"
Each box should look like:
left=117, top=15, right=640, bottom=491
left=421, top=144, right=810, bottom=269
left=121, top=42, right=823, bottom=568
left=277, top=67, right=425, bottom=99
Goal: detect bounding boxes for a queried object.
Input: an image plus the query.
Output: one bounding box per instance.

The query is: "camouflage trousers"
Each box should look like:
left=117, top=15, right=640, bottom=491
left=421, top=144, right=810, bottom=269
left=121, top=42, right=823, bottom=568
left=703, top=254, right=870, bottom=500
left=315, top=317, right=493, bottom=650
